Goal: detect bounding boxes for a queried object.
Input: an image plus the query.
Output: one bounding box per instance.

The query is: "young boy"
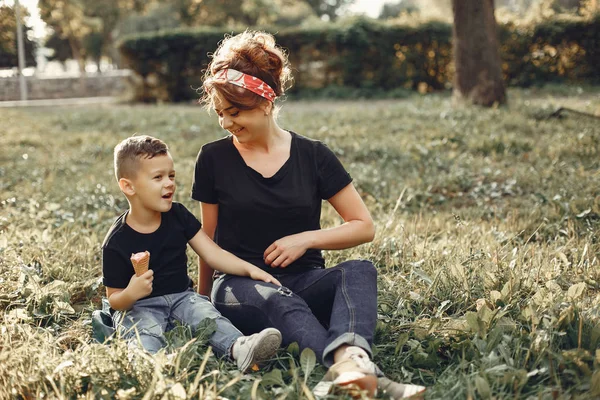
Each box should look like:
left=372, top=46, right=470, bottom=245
left=102, top=135, right=282, bottom=372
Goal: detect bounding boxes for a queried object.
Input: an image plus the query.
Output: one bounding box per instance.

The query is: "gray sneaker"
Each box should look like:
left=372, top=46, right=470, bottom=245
left=232, top=328, right=282, bottom=372
left=378, top=377, right=426, bottom=399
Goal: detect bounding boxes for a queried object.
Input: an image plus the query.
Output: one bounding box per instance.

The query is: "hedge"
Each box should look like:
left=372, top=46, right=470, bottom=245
left=117, top=15, right=600, bottom=102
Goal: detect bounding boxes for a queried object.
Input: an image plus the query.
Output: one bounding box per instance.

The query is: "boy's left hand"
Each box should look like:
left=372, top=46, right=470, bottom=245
left=249, top=268, right=282, bottom=286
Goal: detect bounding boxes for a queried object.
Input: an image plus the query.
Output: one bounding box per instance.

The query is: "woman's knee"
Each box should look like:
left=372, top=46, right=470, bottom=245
left=213, top=277, right=303, bottom=334
left=336, top=259, right=377, bottom=280
left=215, top=277, right=312, bottom=319
left=213, top=276, right=282, bottom=308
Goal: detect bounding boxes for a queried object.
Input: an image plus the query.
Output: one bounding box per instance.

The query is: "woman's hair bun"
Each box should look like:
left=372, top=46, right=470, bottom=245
left=210, top=30, right=292, bottom=96
left=201, top=30, right=293, bottom=112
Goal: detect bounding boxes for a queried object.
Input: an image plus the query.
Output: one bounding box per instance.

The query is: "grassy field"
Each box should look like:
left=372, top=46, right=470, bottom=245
left=1, top=86, right=599, bottom=399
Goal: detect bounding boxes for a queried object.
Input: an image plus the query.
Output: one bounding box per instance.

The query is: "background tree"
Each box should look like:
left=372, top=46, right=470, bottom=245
left=167, top=0, right=280, bottom=27
left=378, top=0, right=419, bottom=19
left=272, top=0, right=317, bottom=26
left=409, top=0, right=452, bottom=20
left=115, top=3, right=181, bottom=37
left=115, top=0, right=282, bottom=34
left=38, top=0, right=102, bottom=74
left=0, top=4, right=36, bottom=69
left=303, top=0, right=355, bottom=21
left=42, top=0, right=140, bottom=71
left=549, top=0, right=599, bottom=13
left=81, top=0, right=121, bottom=71
left=451, top=0, right=506, bottom=106
left=556, top=0, right=584, bottom=10
left=44, top=32, right=71, bottom=69
left=38, top=0, right=334, bottom=72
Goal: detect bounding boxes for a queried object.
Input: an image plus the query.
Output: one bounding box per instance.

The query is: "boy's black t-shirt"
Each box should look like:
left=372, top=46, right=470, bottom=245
left=102, top=202, right=202, bottom=298
left=191, top=131, right=352, bottom=274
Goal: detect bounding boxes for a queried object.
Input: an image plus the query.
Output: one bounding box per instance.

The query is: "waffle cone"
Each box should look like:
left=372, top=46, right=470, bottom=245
left=131, top=251, right=150, bottom=276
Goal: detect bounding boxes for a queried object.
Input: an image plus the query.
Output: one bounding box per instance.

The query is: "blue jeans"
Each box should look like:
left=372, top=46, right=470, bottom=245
left=113, top=289, right=242, bottom=356
left=212, top=260, right=377, bottom=367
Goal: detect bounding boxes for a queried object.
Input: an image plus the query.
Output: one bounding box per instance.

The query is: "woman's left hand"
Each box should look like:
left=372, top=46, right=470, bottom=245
left=264, top=233, right=310, bottom=268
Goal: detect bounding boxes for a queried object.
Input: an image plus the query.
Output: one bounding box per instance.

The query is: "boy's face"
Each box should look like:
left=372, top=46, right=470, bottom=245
left=128, top=153, right=176, bottom=213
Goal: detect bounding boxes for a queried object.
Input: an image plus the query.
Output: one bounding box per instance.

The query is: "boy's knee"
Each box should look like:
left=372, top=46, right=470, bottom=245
left=188, top=292, right=211, bottom=303
left=187, top=292, right=218, bottom=313
left=137, top=331, right=167, bottom=354
left=181, top=294, right=223, bottom=324
left=117, top=322, right=166, bottom=353
left=122, top=321, right=163, bottom=339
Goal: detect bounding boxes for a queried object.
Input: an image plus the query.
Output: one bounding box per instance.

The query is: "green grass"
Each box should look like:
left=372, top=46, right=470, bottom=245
left=1, top=86, right=599, bottom=399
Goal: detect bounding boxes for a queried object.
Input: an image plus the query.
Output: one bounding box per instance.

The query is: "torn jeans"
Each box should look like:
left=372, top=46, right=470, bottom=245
left=113, top=288, right=242, bottom=356
left=211, top=259, right=378, bottom=367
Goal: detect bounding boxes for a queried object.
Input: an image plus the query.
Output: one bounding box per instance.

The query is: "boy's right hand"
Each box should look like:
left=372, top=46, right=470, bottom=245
left=127, top=269, right=154, bottom=300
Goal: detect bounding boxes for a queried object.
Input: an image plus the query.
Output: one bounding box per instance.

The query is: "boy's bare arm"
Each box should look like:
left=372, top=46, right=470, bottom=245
left=188, top=230, right=281, bottom=286
left=106, top=270, right=154, bottom=311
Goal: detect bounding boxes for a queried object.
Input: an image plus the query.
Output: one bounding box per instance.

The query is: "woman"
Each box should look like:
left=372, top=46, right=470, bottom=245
left=191, top=30, right=425, bottom=399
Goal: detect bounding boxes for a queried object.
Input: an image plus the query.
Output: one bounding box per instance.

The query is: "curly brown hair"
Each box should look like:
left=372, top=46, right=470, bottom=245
left=201, top=30, right=293, bottom=112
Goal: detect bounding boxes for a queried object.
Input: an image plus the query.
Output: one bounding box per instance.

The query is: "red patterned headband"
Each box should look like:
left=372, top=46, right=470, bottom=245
left=213, top=68, right=277, bottom=102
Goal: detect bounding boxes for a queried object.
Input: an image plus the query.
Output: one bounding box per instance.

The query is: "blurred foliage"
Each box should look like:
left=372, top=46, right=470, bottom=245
left=378, top=0, right=420, bottom=19
left=0, top=5, right=36, bottom=69
left=37, top=0, right=345, bottom=72
left=44, top=31, right=71, bottom=65
left=117, top=12, right=600, bottom=102
left=304, top=0, right=354, bottom=21
left=379, top=0, right=454, bottom=21
left=378, top=0, right=598, bottom=21
left=499, top=10, right=600, bottom=86
left=117, top=18, right=454, bottom=102
left=38, top=0, right=103, bottom=73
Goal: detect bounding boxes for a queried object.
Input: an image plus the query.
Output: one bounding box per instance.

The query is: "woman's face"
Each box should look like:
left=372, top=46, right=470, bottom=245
left=213, top=93, right=270, bottom=144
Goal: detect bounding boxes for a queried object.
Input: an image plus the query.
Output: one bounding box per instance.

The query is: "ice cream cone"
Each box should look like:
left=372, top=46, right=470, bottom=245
left=131, top=251, right=150, bottom=276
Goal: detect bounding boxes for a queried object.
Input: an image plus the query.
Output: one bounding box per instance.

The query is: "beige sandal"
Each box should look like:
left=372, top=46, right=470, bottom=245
left=378, top=376, right=426, bottom=399
left=313, top=356, right=378, bottom=399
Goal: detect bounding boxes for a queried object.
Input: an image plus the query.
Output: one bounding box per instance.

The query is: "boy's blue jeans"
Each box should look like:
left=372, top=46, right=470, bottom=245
left=211, top=259, right=377, bottom=367
left=113, top=288, right=242, bottom=356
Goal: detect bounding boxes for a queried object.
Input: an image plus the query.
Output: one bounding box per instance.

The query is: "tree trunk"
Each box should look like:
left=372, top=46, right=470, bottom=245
left=452, top=0, right=506, bottom=106
left=68, top=37, right=86, bottom=75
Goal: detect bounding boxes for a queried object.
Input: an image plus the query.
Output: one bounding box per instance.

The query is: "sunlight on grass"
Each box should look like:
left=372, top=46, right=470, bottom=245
left=1, top=87, right=599, bottom=398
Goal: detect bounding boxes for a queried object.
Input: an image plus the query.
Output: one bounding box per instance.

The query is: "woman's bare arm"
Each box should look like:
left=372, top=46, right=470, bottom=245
left=197, top=202, right=219, bottom=296
left=264, top=183, right=375, bottom=268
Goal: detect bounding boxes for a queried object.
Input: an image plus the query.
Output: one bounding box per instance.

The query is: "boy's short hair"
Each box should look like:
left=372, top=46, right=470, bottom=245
left=114, top=135, right=169, bottom=180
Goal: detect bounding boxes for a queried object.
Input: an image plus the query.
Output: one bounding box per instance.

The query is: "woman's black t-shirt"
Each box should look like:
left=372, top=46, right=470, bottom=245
left=191, top=131, right=352, bottom=274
